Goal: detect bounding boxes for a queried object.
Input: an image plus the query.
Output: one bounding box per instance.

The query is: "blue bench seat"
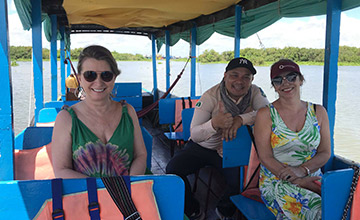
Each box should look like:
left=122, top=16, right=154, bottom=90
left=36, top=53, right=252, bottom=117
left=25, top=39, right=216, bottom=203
left=158, top=97, right=199, bottom=157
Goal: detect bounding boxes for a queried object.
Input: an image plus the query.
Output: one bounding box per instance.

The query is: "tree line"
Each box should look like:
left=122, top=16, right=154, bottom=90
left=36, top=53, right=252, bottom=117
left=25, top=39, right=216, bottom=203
left=9, top=46, right=148, bottom=61
left=198, top=46, right=360, bottom=65
left=9, top=46, right=360, bottom=65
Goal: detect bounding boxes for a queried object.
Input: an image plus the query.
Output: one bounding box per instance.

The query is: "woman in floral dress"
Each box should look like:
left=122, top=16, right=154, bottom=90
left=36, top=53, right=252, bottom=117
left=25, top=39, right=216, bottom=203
left=254, top=59, right=331, bottom=219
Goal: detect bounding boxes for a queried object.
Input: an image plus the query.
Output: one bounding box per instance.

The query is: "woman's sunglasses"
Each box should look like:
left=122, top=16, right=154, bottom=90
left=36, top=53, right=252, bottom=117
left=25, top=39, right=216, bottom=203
left=271, top=72, right=298, bottom=86
left=83, top=71, right=114, bottom=82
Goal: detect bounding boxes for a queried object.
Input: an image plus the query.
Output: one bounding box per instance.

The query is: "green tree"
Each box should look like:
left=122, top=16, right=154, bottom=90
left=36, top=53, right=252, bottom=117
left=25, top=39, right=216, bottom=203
left=221, top=51, right=234, bottom=62
left=198, top=49, right=222, bottom=63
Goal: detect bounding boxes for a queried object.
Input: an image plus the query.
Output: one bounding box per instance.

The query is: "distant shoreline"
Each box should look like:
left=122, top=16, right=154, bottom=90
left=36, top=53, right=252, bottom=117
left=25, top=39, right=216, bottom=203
left=10, top=46, right=360, bottom=66
left=11, top=59, right=360, bottom=67
left=172, top=59, right=360, bottom=66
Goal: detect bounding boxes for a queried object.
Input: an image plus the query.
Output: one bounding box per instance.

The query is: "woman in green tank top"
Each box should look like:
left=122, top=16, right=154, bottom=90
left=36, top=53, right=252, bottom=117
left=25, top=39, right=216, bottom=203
left=51, top=45, right=147, bottom=178
left=254, top=59, right=331, bottom=219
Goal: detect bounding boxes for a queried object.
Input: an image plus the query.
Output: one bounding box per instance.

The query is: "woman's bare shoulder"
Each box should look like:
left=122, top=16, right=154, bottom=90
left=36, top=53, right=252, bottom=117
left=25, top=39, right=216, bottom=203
left=55, top=108, right=73, bottom=126
left=255, top=105, right=271, bottom=128
left=257, top=105, right=270, bottom=116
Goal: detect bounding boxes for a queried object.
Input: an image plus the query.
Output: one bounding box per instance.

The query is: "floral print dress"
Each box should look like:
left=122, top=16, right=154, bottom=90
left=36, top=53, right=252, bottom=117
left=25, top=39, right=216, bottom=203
left=259, top=102, right=322, bottom=220
left=68, top=105, right=134, bottom=177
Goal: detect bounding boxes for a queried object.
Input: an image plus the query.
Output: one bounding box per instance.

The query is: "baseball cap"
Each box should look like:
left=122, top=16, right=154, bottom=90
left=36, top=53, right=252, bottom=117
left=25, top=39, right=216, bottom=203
left=225, top=57, right=256, bottom=75
left=271, top=59, right=301, bottom=79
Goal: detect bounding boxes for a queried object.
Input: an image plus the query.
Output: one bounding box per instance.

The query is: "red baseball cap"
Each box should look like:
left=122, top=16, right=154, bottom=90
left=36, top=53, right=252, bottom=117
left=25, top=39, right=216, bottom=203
left=270, top=59, right=301, bottom=79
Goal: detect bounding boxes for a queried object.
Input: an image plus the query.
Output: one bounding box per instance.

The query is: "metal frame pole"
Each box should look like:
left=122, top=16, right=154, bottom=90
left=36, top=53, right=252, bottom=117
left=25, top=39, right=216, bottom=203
left=60, top=26, right=66, bottom=99
left=165, top=30, right=171, bottom=98
left=50, top=14, right=58, bottom=101
left=32, top=0, right=44, bottom=124
left=151, top=34, right=158, bottom=101
left=190, top=25, right=197, bottom=97
left=0, top=0, right=14, bottom=180
left=323, top=0, right=342, bottom=168
left=234, top=5, right=242, bottom=58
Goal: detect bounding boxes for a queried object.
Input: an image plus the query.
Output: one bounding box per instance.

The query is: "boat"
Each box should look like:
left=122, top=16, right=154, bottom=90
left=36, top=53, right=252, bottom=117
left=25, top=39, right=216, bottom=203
left=1, top=0, right=360, bottom=219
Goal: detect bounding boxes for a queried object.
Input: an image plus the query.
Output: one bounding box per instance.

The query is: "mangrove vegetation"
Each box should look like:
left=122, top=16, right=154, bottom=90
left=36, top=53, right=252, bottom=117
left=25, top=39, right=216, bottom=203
left=9, top=46, right=360, bottom=66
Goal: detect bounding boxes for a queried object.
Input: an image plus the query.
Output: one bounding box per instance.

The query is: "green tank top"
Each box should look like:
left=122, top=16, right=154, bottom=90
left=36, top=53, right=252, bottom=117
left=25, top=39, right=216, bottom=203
left=68, top=104, right=134, bottom=177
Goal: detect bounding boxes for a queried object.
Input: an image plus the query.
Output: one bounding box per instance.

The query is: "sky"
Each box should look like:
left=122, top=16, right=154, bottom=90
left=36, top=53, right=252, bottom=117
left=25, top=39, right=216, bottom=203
left=6, top=0, right=360, bottom=57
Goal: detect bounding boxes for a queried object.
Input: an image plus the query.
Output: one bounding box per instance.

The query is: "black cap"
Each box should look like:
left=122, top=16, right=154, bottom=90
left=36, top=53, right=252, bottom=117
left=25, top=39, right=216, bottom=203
left=225, top=57, right=256, bottom=75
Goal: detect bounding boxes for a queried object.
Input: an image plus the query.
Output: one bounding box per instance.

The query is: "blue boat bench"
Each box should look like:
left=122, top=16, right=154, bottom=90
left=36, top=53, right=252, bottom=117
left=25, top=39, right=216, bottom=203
left=10, top=126, right=183, bottom=219
left=223, top=127, right=359, bottom=220
left=38, top=82, right=143, bottom=126
left=46, top=82, right=143, bottom=110
left=0, top=175, right=185, bottom=220
left=158, top=96, right=199, bottom=157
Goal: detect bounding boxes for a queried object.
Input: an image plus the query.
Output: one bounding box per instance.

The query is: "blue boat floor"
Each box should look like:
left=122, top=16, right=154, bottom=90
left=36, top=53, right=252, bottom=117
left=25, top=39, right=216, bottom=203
left=142, top=118, right=242, bottom=220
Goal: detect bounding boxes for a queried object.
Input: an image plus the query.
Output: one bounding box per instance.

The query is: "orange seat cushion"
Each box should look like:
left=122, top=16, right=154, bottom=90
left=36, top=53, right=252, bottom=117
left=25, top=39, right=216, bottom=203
left=14, top=144, right=55, bottom=180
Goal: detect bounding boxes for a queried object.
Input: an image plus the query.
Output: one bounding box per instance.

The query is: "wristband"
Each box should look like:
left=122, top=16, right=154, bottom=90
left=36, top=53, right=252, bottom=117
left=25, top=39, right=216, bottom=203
left=302, top=165, right=310, bottom=176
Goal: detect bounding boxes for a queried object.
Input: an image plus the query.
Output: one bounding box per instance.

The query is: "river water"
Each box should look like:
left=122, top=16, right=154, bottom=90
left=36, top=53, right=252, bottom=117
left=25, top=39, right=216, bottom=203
left=10, top=61, right=360, bottom=162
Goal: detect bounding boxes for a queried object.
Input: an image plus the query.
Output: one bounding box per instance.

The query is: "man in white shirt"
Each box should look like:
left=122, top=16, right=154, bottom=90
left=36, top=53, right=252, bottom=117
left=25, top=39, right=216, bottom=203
left=166, top=57, right=269, bottom=220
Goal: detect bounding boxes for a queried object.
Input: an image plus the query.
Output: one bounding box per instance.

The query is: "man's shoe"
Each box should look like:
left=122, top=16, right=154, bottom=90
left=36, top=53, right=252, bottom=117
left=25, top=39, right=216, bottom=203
left=215, top=207, right=235, bottom=220
left=188, top=207, right=205, bottom=220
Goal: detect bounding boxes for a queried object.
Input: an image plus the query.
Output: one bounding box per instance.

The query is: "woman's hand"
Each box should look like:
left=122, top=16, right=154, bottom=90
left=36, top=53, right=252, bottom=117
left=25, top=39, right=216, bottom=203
left=292, top=176, right=322, bottom=195
left=278, top=165, right=306, bottom=182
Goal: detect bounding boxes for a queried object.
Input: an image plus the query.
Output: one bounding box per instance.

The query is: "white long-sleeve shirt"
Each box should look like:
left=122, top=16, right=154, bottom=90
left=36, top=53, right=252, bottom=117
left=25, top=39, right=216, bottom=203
left=190, top=83, right=269, bottom=156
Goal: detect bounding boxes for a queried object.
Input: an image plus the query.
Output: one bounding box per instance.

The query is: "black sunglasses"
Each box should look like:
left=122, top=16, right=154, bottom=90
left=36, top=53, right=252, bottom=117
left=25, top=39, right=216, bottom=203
left=83, top=71, right=114, bottom=82
left=271, top=72, right=298, bottom=86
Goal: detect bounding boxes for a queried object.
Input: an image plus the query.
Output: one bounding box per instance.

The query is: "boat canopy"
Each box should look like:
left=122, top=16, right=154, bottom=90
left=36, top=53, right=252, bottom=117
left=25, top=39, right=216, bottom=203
left=14, top=0, right=360, bottom=51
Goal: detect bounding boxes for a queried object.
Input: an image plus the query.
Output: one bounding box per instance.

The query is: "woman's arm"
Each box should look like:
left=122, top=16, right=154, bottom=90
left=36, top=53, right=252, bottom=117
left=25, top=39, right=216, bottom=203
left=127, top=104, right=147, bottom=175
left=293, top=176, right=322, bottom=195
left=300, top=105, right=331, bottom=172
left=52, top=110, right=87, bottom=178
left=254, top=107, right=287, bottom=177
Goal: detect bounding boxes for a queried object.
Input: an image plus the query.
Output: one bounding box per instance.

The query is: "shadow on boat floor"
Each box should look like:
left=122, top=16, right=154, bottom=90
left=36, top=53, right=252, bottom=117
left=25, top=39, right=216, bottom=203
left=142, top=118, right=243, bottom=220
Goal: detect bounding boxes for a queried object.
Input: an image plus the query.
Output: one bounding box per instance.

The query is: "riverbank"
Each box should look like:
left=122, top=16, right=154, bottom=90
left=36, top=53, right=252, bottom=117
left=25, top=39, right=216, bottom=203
left=10, top=46, right=360, bottom=66
left=172, top=58, right=360, bottom=66
left=11, top=58, right=360, bottom=67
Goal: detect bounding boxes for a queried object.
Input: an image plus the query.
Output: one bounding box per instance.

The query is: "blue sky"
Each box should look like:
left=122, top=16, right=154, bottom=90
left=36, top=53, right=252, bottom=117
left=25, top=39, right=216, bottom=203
left=6, top=0, right=360, bottom=57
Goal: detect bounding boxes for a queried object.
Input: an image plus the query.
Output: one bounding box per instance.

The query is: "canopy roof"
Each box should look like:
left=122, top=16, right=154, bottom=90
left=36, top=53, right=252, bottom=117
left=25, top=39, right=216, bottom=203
left=63, top=0, right=242, bottom=29
left=14, top=0, right=360, bottom=50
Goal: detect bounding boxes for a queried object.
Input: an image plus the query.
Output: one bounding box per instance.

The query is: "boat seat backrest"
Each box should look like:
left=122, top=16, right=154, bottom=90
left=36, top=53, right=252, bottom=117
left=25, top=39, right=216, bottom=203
left=112, top=82, right=143, bottom=111
left=158, top=96, right=200, bottom=125
left=174, top=99, right=198, bottom=132
left=0, top=175, right=185, bottom=219
left=222, top=126, right=252, bottom=168
left=23, top=127, right=54, bottom=150
left=322, top=168, right=354, bottom=219
left=45, top=100, right=79, bottom=108
left=44, top=83, right=143, bottom=111
left=36, top=107, right=60, bottom=126
left=141, top=126, right=153, bottom=169
left=181, top=108, right=195, bottom=141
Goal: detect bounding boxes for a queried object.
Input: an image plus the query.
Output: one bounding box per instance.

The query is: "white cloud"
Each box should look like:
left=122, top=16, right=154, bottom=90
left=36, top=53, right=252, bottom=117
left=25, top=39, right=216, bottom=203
left=7, top=4, right=360, bottom=57
left=70, top=34, right=153, bottom=55
left=255, top=16, right=327, bottom=49
left=9, top=13, right=51, bottom=48
left=339, top=14, right=360, bottom=47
